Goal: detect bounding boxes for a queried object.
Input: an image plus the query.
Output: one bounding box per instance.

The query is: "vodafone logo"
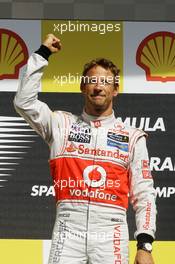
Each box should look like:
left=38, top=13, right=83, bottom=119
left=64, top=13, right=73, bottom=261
left=83, top=165, right=106, bottom=187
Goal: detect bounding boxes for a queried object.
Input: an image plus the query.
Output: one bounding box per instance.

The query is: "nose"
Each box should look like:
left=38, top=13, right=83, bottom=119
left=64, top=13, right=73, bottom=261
left=93, top=84, right=103, bottom=93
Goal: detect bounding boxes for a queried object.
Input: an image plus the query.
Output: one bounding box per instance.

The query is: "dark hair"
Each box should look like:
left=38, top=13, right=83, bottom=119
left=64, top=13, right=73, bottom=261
left=80, top=58, right=120, bottom=89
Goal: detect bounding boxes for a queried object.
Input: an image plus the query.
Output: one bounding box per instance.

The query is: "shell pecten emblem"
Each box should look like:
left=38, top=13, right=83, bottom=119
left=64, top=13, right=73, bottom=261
left=136, top=31, right=175, bottom=82
left=0, top=28, right=28, bottom=80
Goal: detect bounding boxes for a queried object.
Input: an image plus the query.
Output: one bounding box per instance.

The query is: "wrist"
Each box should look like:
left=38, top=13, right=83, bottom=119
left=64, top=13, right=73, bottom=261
left=137, top=242, right=152, bottom=253
left=35, top=45, right=52, bottom=61
left=137, top=233, right=154, bottom=253
left=137, top=233, right=154, bottom=244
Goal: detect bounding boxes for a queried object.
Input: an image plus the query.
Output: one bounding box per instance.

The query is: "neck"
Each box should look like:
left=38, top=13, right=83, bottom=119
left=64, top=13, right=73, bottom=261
left=84, top=106, right=112, bottom=117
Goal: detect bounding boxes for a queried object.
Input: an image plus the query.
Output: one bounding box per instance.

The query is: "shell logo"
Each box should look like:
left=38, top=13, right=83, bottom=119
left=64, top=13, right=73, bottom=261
left=136, top=31, right=175, bottom=82
left=0, top=28, right=28, bottom=80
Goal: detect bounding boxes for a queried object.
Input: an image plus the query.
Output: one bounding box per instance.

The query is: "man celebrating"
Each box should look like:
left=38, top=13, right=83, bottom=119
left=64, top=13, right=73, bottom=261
left=14, top=34, right=156, bottom=264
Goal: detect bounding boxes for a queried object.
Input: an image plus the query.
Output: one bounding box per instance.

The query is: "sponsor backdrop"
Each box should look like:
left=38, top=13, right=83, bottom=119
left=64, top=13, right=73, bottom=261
left=0, top=20, right=175, bottom=263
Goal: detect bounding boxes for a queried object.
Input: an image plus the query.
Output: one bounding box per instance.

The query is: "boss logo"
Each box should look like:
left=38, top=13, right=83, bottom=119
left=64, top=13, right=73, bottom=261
left=68, top=124, right=91, bottom=143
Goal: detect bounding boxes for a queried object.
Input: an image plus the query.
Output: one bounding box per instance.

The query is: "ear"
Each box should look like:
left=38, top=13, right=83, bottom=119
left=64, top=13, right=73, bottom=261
left=80, top=83, right=86, bottom=94
left=113, top=86, right=119, bottom=97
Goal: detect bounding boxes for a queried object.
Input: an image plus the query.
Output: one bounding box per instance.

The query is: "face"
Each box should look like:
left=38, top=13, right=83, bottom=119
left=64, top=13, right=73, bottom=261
left=81, top=65, right=118, bottom=116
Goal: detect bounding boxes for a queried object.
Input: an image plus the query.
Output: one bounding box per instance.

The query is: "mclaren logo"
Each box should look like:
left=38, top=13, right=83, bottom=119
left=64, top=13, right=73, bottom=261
left=0, top=116, right=37, bottom=187
left=136, top=31, right=175, bottom=82
left=0, top=28, right=28, bottom=80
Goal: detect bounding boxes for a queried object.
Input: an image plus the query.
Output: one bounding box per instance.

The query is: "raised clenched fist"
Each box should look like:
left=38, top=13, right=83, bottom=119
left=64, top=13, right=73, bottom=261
left=43, top=34, right=61, bottom=53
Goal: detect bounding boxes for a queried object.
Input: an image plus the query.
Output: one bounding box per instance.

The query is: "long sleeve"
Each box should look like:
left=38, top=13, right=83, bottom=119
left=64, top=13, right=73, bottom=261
left=14, top=53, right=53, bottom=144
left=129, top=136, right=157, bottom=239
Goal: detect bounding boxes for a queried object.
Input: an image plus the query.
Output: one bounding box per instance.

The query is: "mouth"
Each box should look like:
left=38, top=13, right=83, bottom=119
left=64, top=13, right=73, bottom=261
left=91, top=94, right=105, bottom=99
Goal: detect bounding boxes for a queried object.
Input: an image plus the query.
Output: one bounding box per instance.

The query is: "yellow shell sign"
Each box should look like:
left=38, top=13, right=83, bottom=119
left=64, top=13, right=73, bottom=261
left=0, top=28, right=28, bottom=80
left=136, top=31, right=175, bottom=82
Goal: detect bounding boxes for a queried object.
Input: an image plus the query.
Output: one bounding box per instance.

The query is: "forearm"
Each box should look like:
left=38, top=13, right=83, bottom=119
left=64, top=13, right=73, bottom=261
left=14, top=35, right=61, bottom=142
left=134, top=180, right=156, bottom=239
left=14, top=52, right=48, bottom=110
left=14, top=49, right=53, bottom=142
left=129, top=136, right=157, bottom=239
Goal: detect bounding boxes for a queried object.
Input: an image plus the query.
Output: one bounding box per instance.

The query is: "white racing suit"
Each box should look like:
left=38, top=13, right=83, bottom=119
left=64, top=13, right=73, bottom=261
left=14, top=53, right=156, bottom=264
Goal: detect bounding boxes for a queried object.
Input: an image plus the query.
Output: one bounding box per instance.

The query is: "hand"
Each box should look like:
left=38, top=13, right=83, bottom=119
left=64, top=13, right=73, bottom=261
left=134, top=250, right=155, bottom=264
left=43, top=34, right=61, bottom=53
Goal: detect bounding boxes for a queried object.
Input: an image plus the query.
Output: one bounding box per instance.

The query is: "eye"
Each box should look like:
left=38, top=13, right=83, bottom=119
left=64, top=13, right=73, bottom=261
left=102, top=79, right=112, bottom=85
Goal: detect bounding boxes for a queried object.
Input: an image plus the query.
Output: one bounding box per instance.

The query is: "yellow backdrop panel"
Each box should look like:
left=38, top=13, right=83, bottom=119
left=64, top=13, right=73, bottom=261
left=0, top=239, right=42, bottom=264
left=41, top=20, right=123, bottom=93
left=0, top=240, right=174, bottom=263
left=130, top=241, right=174, bottom=263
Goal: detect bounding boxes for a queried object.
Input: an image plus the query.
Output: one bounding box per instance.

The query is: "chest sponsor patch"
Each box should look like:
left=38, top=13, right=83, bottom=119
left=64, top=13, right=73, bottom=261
left=107, top=132, right=129, bottom=152
left=107, top=139, right=129, bottom=152
left=68, top=123, right=91, bottom=143
left=107, top=132, right=129, bottom=143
